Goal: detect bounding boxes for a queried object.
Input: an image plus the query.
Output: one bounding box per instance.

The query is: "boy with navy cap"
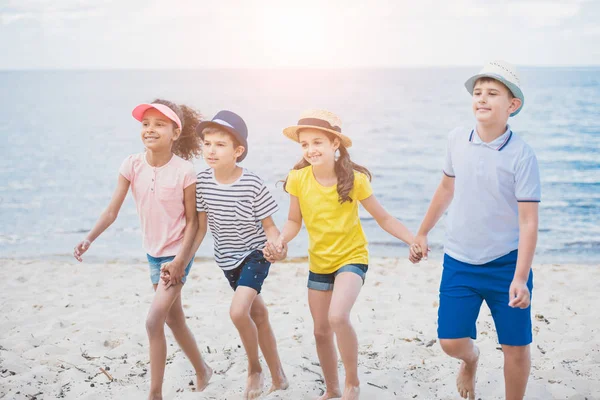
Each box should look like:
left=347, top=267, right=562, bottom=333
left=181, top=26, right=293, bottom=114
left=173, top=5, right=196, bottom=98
left=183, top=110, right=289, bottom=398
left=410, top=61, right=541, bottom=400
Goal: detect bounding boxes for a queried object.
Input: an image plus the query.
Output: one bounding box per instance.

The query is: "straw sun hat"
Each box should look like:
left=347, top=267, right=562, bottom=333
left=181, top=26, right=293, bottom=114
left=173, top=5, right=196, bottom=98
left=283, top=109, right=352, bottom=148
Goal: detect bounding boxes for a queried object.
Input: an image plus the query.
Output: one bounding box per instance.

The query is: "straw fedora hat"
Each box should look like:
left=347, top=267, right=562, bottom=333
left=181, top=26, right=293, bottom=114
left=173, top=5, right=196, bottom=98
left=464, top=60, right=525, bottom=117
left=283, top=109, right=352, bottom=148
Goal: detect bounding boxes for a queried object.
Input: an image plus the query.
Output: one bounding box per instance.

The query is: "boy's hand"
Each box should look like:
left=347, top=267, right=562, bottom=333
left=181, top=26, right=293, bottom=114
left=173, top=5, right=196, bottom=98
left=160, top=261, right=185, bottom=289
left=409, top=235, right=429, bottom=263
left=73, top=239, right=91, bottom=262
left=413, top=234, right=429, bottom=260
left=263, top=235, right=287, bottom=262
left=508, top=279, right=530, bottom=309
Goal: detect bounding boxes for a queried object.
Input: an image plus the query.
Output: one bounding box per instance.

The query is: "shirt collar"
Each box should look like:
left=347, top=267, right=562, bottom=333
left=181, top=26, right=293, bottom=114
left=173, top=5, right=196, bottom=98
left=469, top=125, right=513, bottom=151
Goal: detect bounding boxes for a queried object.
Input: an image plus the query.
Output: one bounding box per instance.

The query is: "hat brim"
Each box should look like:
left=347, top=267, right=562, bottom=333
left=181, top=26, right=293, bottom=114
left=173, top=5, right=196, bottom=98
left=465, top=73, right=525, bottom=117
left=132, top=103, right=182, bottom=129
left=196, top=120, right=248, bottom=162
left=282, top=125, right=352, bottom=148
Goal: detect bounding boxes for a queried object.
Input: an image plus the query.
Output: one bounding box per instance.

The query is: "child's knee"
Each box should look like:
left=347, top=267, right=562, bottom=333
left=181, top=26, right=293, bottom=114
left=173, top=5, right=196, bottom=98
left=439, top=338, right=467, bottom=357
left=313, top=326, right=333, bottom=342
left=229, top=306, right=250, bottom=326
left=146, top=313, right=164, bottom=335
left=328, top=311, right=350, bottom=331
left=250, top=305, right=269, bottom=326
left=502, top=344, right=530, bottom=363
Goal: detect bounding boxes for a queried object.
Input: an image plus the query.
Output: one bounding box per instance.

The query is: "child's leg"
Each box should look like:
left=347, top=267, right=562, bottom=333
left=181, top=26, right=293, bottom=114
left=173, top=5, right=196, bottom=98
left=328, top=271, right=363, bottom=399
left=229, top=286, right=263, bottom=399
left=165, top=292, right=212, bottom=390
left=249, top=294, right=288, bottom=392
left=438, top=256, right=485, bottom=400
left=308, top=288, right=341, bottom=399
left=439, top=338, right=480, bottom=400
left=146, top=283, right=184, bottom=399
left=502, top=344, right=530, bottom=400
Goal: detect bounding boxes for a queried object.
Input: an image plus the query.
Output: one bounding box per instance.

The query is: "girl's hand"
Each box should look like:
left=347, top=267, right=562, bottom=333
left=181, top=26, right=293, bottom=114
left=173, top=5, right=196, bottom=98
left=160, top=261, right=184, bottom=289
left=263, top=241, right=288, bottom=263
left=73, top=239, right=91, bottom=262
left=410, top=234, right=430, bottom=263
left=263, top=235, right=286, bottom=262
left=409, top=243, right=423, bottom=264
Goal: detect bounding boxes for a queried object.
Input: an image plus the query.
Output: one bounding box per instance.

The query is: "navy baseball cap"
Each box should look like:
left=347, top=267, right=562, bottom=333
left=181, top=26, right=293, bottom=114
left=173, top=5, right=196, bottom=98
left=196, top=110, right=248, bottom=162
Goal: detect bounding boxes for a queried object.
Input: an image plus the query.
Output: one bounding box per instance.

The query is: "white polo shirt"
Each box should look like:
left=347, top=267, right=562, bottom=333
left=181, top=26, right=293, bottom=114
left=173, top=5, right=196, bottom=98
left=443, top=125, right=541, bottom=265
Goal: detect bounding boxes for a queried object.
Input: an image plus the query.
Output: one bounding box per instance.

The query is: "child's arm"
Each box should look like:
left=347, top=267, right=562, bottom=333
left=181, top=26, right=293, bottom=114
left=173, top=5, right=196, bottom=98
left=261, top=216, right=287, bottom=262
left=162, top=211, right=207, bottom=286
left=508, top=202, right=538, bottom=309
left=413, top=174, right=455, bottom=260
left=161, top=184, right=199, bottom=287
left=266, top=194, right=302, bottom=256
left=360, top=195, right=415, bottom=245
left=73, top=175, right=130, bottom=262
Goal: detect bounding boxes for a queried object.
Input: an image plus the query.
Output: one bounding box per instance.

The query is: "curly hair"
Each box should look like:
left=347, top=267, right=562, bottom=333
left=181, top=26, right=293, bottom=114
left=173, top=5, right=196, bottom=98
left=151, top=98, right=202, bottom=160
left=284, top=131, right=372, bottom=204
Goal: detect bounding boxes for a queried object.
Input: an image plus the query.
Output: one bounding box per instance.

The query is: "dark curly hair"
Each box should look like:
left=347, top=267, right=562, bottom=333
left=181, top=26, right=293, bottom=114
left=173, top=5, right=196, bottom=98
left=284, top=131, right=372, bottom=204
left=151, top=98, right=202, bottom=160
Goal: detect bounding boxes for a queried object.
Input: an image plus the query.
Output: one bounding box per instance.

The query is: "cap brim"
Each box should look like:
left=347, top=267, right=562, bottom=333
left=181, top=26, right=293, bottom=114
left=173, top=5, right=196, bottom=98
left=196, top=120, right=248, bottom=162
left=132, top=104, right=154, bottom=121
left=465, top=73, right=525, bottom=117
left=283, top=125, right=352, bottom=148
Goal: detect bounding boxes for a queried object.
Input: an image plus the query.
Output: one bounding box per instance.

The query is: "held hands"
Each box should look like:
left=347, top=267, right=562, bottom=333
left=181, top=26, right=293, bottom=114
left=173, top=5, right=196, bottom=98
left=508, top=279, right=530, bottom=309
left=263, top=235, right=288, bottom=263
left=73, top=239, right=91, bottom=262
left=160, top=260, right=185, bottom=289
left=409, top=234, right=430, bottom=264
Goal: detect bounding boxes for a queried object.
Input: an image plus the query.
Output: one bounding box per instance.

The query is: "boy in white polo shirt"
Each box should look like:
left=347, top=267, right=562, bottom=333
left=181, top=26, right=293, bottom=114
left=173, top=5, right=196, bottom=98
left=410, top=60, right=541, bottom=400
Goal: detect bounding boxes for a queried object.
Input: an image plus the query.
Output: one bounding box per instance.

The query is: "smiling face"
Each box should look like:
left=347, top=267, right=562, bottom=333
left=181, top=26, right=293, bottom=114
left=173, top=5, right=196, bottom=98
left=201, top=128, right=245, bottom=168
left=139, top=108, right=180, bottom=151
left=472, top=78, right=522, bottom=124
left=297, top=128, right=340, bottom=168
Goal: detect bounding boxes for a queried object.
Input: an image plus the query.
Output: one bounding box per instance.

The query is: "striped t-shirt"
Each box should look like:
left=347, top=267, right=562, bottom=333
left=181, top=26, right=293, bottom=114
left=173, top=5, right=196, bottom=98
left=196, top=168, right=279, bottom=270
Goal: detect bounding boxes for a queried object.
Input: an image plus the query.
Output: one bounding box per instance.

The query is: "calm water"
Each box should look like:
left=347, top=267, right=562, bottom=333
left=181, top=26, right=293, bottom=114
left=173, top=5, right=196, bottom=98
left=0, top=68, right=599, bottom=264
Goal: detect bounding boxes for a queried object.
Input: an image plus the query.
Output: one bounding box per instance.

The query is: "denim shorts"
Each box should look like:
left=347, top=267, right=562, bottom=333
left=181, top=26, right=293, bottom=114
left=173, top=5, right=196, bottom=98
left=307, top=264, right=368, bottom=291
left=223, top=250, right=271, bottom=294
left=438, top=250, right=533, bottom=346
left=147, top=254, right=194, bottom=285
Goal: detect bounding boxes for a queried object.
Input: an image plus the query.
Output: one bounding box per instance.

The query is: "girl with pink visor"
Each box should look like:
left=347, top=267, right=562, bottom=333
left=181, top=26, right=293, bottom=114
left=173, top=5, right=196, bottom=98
left=73, top=99, right=212, bottom=398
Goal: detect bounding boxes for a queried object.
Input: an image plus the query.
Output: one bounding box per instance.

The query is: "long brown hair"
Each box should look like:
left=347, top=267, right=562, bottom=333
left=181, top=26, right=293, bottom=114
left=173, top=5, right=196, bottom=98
left=152, top=98, right=202, bottom=160
left=284, top=131, right=372, bottom=204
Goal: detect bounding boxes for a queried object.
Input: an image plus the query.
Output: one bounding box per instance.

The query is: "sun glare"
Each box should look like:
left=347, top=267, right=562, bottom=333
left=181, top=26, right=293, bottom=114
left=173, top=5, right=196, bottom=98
left=258, top=7, right=329, bottom=67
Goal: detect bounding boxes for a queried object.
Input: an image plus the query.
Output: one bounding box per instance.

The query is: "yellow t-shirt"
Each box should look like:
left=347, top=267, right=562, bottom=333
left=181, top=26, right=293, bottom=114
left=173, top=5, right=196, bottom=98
left=286, top=166, right=373, bottom=274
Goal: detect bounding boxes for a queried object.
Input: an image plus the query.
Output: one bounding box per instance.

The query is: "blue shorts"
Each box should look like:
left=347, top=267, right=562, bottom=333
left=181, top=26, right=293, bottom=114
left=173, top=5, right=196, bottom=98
left=307, top=264, right=368, bottom=291
left=223, top=250, right=270, bottom=294
left=438, top=250, right=533, bottom=346
left=147, top=254, right=194, bottom=285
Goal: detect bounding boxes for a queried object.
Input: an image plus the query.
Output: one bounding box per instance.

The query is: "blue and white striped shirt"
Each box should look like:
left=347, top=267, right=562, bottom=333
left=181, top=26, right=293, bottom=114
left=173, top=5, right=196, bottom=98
left=196, top=168, right=279, bottom=270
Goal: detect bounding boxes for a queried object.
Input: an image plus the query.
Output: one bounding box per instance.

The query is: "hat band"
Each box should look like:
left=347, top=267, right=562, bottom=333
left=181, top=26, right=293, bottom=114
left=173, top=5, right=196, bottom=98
left=297, top=118, right=341, bottom=133
left=212, top=119, right=235, bottom=129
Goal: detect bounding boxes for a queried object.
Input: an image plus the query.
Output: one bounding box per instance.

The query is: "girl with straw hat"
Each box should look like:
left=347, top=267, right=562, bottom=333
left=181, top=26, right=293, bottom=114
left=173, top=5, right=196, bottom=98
left=264, top=109, right=417, bottom=400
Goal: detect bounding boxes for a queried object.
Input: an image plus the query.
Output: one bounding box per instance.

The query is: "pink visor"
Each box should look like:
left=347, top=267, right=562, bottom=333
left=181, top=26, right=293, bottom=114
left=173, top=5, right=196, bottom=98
left=132, top=103, right=182, bottom=130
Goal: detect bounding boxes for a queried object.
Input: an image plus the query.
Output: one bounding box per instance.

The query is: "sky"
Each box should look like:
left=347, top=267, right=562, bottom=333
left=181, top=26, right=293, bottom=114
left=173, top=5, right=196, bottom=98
left=1, top=0, right=599, bottom=69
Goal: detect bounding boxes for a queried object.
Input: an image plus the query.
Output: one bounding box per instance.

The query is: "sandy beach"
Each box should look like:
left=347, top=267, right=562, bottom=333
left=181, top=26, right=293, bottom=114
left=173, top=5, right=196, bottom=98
left=1, top=257, right=598, bottom=400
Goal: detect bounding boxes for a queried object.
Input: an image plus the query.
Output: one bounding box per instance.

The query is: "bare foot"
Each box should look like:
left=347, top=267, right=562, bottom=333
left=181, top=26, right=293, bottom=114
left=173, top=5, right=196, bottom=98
left=267, top=371, right=289, bottom=394
left=244, top=371, right=264, bottom=399
left=316, top=389, right=342, bottom=400
left=196, top=362, right=213, bottom=392
left=457, top=345, right=479, bottom=400
left=147, top=394, right=162, bottom=400
left=342, top=385, right=360, bottom=400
